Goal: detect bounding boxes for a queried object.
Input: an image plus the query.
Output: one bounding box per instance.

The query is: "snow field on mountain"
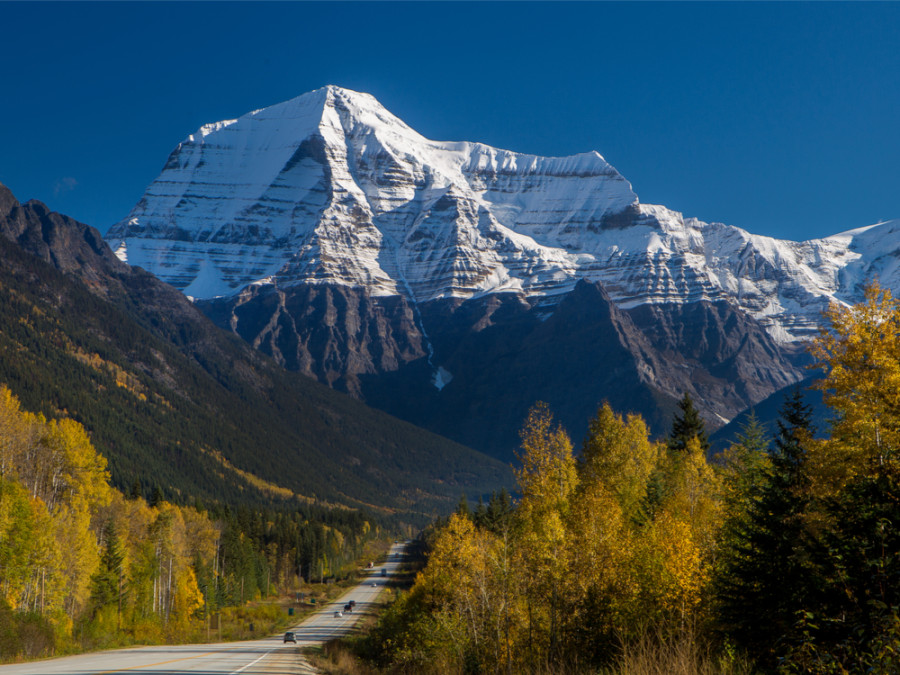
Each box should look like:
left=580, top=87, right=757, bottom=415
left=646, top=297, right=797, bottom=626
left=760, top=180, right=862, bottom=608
left=107, top=86, right=897, bottom=343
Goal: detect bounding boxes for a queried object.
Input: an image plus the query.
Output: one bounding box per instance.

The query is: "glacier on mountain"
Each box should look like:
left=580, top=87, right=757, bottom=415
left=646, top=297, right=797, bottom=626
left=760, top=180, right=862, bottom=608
left=106, top=85, right=896, bottom=344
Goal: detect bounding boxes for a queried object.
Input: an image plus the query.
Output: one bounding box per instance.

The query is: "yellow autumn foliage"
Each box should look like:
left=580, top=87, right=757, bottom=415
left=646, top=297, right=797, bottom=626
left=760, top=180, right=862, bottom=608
left=0, top=385, right=223, bottom=651
left=401, top=401, right=725, bottom=671
left=810, top=282, right=900, bottom=494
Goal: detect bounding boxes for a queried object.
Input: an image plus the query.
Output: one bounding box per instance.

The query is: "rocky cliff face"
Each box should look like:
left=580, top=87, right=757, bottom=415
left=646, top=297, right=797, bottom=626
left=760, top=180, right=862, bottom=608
left=201, top=282, right=428, bottom=395
left=199, top=279, right=803, bottom=459
left=107, top=85, right=893, bottom=454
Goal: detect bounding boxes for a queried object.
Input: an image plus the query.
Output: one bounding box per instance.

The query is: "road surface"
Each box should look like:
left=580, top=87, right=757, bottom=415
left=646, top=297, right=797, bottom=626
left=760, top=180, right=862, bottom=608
left=0, top=543, right=406, bottom=674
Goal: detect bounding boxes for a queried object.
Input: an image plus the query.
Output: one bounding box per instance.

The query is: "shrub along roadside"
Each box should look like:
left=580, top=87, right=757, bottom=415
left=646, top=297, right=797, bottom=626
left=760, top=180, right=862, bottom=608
left=305, top=545, right=426, bottom=675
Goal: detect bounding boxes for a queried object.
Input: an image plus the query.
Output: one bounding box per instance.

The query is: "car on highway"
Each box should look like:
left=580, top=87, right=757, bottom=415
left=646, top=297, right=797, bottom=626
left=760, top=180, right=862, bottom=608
left=283, top=631, right=296, bottom=643
left=334, top=610, right=343, bottom=617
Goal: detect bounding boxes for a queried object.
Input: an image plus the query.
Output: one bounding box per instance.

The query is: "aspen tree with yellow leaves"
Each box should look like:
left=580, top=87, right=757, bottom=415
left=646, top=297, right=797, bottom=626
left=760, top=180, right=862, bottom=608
left=568, top=403, right=660, bottom=652
left=580, top=403, right=660, bottom=522
left=810, top=282, right=900, bottom=488
left=375, top=401, right=727, bottom=672
left=421, top=512, right=517, bottom=669
left=514, top=403, right=578, bottom=666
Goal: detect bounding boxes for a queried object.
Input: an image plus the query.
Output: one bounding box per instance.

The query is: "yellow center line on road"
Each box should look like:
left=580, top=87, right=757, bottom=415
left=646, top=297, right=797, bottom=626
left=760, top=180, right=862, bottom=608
left=93, top=644, right=276, bottom=674
left=94, top=650, right=219, bottom=674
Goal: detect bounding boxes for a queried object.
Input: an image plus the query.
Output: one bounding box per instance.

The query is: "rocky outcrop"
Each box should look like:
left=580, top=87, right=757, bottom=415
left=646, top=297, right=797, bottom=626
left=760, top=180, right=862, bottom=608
left=0, top=184, right=126, bottom=286
left=202, top=283, right=428, bottom=395
left=199, top=278, right=803, bottom=459
left=626, top=301, right=805, bottom=423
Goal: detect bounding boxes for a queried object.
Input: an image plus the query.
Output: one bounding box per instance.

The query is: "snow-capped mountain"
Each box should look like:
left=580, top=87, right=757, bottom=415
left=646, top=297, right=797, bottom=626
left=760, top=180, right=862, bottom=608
left=107, top=85, right=894, bottom=347
left=107, top=85, right=635, bottom=303
left=104, top=86, right=895, bottom=456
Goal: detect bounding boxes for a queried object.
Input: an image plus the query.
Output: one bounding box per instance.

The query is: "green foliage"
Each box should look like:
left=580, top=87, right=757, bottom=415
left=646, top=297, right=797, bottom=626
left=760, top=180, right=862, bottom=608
left=472, top=488, right=514, bottom=534
left=714, top=389, right=815, bottom=667
left=779, top=474, right=900, bottom=672
left=90, top=521, right=125, bottom=614
left=668, top=392, right=710, bottom=455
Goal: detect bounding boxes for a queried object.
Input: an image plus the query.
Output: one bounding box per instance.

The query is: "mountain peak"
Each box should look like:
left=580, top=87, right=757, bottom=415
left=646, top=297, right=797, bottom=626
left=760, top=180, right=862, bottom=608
left=322, top=83, right=381, bottom=105
left=106, top=86, right=897, bottom=346
left=225, top=85, right=407, bottom=138
left=107, top=86, right=637, bottom=302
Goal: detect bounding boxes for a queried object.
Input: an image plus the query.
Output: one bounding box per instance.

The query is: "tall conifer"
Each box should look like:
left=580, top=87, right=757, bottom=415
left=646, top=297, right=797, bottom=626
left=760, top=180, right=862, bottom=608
left=90, top=521, right=125, bottom=615
left=715, top=387, right=814, bottom=666
left=667, top=392, right=710, bottom=455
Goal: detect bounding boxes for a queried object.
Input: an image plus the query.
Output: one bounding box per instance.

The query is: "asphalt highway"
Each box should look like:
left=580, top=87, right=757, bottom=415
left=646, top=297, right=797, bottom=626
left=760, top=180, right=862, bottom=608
left=0, top=543, right=406, bottom=674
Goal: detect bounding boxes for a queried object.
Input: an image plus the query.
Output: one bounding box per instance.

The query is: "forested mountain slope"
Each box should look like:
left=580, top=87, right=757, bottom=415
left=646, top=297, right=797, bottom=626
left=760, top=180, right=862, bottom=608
left=0, top=182, right=510, bottom=518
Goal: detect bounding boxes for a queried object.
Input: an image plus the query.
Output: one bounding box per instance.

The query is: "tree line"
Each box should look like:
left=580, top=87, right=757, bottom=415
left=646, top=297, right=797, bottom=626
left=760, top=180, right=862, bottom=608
left=360, top=283, right=900, bottom=673
left=0, top=386, right=377, bottom=661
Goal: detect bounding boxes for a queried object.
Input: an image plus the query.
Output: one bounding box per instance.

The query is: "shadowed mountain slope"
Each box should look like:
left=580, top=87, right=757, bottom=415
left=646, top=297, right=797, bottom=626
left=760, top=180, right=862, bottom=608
left=0, top=182, right=510, bottom=519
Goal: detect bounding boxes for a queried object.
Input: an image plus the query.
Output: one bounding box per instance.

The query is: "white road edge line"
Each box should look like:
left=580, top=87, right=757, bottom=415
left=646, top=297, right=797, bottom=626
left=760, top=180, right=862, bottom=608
left=231, top=647, right=277, bottom=674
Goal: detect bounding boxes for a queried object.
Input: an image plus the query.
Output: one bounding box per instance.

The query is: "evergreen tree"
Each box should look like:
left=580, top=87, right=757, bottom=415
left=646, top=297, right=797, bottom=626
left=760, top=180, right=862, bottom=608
left=667, top=392, right=710, bottom=455
left=474, top=489, right=515, bottom=534
left=784, top=473, right=900, bottom=670
left=715, top=388, right=814, bottom=666
left=456, top=493, right=471, bottom=520
left=731, top=409, right=769, bottom=456
left=148, top=485, right=164, bottom=508
left=717, top=410, right=771, bottom=567
left=90, top=521, right=125, bottom=617
left=474, top=495, right=487, bottom=524
left=486, top=488, right=514, bottom=534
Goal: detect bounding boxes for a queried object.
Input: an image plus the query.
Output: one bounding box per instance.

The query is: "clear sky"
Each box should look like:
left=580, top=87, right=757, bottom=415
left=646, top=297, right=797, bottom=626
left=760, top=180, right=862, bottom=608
left=2, top=1, right=899, bottom=241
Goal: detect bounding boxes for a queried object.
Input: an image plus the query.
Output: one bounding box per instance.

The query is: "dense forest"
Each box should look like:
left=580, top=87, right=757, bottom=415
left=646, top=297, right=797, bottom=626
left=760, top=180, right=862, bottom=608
left=0, top=385, right=378, bottom=661
left=353, top=283, right=900, bottom=674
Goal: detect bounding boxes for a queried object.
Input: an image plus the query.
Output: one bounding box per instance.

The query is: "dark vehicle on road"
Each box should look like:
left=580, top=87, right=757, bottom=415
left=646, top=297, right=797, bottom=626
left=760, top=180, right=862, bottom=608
left=283, top=631, right=296, bottom=643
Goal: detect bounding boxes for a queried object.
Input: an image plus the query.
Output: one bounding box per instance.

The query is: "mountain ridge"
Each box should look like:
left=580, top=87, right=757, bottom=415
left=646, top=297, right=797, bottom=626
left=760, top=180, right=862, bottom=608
left=100, top=86, right=895, bottom=456
left=0, top=181, right=511, bottom=516
left=106, top=85, right=896, bottom=346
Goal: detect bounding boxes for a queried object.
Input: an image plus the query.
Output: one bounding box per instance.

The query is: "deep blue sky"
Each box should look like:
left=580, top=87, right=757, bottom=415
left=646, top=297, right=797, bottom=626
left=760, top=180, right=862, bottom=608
left=2, top=2, right=899, bottom=241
